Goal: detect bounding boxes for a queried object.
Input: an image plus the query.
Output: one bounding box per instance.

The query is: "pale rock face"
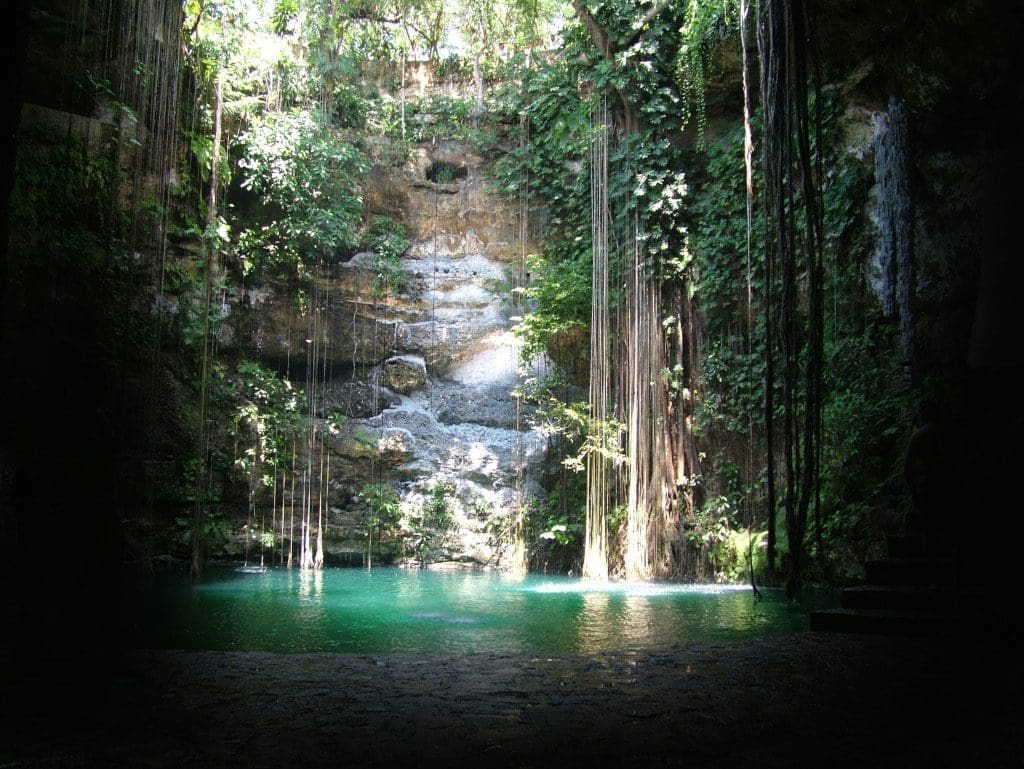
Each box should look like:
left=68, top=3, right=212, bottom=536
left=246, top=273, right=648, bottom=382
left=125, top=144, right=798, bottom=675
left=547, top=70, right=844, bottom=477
left=231, top=144, right=521, bottom=371
left=382, top=355, right=428, bottom=394
left=232, top=140, right=544, bottom=569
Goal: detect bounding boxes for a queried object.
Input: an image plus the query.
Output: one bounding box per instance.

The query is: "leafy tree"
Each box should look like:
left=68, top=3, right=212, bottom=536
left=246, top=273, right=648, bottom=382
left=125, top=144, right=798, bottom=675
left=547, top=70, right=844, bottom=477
left=363, top=215, right=412, bottom=294
left=409, top=481, right=457, bottom=563
left=516, top=247, right=591, bottom=382
left=357, top=482, right=403, bottom=565
left=236, top=110, right=369, bottom=272
left=232, top=360, right=305, bottom=475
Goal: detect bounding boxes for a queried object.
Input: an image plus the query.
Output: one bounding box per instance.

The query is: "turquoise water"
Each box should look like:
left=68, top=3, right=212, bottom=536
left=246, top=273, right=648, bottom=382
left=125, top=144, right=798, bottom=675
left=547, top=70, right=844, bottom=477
left=123, top=567, right=829, bottom=654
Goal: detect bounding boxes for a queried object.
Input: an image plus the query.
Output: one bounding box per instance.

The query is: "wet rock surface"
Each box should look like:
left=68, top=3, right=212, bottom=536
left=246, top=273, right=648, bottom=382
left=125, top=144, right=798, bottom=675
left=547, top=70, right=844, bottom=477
left=382, top=354, right=429, bottom=394
left=217, top=141, right=540, bottom=569
left=431, top=381, right=519, bottom=427
left=2, top=633, right=1020, bottom=768
left=316, top=380, right=399, bottom=419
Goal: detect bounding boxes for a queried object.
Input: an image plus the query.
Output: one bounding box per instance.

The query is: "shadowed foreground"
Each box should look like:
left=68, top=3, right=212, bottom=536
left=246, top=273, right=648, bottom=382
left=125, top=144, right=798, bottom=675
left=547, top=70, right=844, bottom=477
left=1, top=632, right=1020, bottom=768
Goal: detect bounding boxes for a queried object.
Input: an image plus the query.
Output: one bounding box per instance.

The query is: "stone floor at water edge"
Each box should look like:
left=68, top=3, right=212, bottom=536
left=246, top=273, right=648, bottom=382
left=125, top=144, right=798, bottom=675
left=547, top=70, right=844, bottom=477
left=1, top=631, right=1021, bottom=768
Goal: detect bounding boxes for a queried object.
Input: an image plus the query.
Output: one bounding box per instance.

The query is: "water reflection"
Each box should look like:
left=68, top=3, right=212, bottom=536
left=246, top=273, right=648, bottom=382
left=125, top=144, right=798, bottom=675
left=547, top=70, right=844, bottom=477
left=298, top=567, right=323, bottom=601
left=125, top=567, right=829, bottom=654
left=577, top=591, right=611, bottom=654
left=573, top=593, right=656, bottom=652
left=621, top=595, right=655, bottom=648
left=295, top=568, right=326, bottom=650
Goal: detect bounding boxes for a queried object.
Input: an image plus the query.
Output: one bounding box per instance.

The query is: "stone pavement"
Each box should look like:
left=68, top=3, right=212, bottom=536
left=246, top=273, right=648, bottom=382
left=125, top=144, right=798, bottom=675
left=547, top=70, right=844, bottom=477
left=2, top=631, right=1020, bottom=768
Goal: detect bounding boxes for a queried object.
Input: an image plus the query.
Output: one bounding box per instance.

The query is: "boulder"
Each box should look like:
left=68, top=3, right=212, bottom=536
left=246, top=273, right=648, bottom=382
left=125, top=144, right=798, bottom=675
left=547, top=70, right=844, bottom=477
left=317, top=380, right=399, bottom=419
left=382, top=355, right=428, bottom=394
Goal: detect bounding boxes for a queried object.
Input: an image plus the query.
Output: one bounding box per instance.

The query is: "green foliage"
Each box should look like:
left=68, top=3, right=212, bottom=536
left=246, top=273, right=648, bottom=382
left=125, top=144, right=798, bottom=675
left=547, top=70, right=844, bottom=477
left=326, top=411, right=348, bottom=433
left=530, top=487, right=583, bottom=546
left=525, top=476, right=586, bottom=573
left=674, top=0, right=737, bottom=150
left=515, top=248, right=591, bottom=374
left=539, top=521, right=575, bottom=545
left=570, top=0, right=691, bottom=131
left=684, top=494, right=767, bottom=583
left=690, top=122, right=762, bottom=325
left=720, top=528, right=769, bottom=584
left=332, top=72, right=374, bottom=130
left=363, top=216, right=412, bottom=295
left=518, top=371, right=624, bottom=484
left=174, top=266, right=229, bottom=352
left=422, top=481, right=456, bottom=531
left=696, top=343, right=764, bottom=436
left=364, top=93, right=412, bottom=165
left=615, top=134, right=691, bottom=277
left=184, top=129, right=229, bottom=187
left=491, top=54, right=593, bottom=426
left=687, top=494, right=733, bottom=542
left=9, top=131, right=120, bottom=254
left=802, top=111, right=909, bottom=565
left=607, top=503, right=628, bottom=540
left=175, top=510, right=231, bottom=548
left=687, top=87, right=909, bottom=577
left=230, top=360, right=305, bottom=479
left=493, top=4, right=697, bottom=397
left=491, top=57, right=590, bottom=241
left=408, top=481, right=457, bottom=560
left=516, top=382, right=587, bottom=447
left=352, top=429, right=380, bottom=451
left=236, top=109, right=369, bottom=272
left=432, top=165, right=456, bottom=184
left=359, top=482, right=403, bottom=526
left=271, top=0, right=299, bottom=35
left=490, top=20, right=695, bottom=550
left=467, top=493, right=492, bottom=520
left=407, top=94, right=475, bottom=142
left=817, top=328, right=909, bottom=551
left=564, top=416, right=627, bottom=473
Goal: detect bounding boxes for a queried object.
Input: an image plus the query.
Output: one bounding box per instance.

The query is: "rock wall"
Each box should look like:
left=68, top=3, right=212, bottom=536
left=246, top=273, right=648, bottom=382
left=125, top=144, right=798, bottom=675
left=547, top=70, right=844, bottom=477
left=228, top=137, right=545, bottom=569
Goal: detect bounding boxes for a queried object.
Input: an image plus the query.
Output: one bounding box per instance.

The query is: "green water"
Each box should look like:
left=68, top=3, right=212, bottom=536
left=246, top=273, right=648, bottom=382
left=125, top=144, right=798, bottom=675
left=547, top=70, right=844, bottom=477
left=123, top=567, right=830, bottom=654
left=121, top=565, right=831, bottom=655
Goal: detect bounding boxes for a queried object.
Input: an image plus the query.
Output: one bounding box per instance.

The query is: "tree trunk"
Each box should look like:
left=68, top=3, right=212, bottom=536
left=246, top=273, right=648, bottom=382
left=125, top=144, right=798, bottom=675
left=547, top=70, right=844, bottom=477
left=191, top=75, right=223, bottom=581
left=582, top=93, right=610, bottom=582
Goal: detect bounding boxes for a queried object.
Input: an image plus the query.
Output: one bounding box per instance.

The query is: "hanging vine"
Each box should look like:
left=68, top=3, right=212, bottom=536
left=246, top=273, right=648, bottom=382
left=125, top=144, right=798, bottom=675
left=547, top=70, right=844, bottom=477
left=191, top=73, right=223, bottom=581
left=509, top=107, right=531, bottom=577
left=757, top=0, right=825, bottom=596
left=582, top=92, right=612, bottom=582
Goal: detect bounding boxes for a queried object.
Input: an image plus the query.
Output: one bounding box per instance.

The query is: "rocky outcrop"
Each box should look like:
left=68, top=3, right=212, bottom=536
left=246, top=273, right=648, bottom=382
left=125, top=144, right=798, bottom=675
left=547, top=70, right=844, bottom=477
left=231, top=143, right=521, bottom=372
left=229, top=137, right=542, bottom=569
left=316, top=380, right=399, bottom=419
left=382, top=355, right=427, bottom=394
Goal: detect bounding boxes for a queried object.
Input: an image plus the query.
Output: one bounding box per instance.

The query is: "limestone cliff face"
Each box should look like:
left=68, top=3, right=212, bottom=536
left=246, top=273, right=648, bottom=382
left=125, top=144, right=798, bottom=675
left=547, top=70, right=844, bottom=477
left=226, top=136, right=545, bottom=568
left=233, top=142, right=522, bottom=370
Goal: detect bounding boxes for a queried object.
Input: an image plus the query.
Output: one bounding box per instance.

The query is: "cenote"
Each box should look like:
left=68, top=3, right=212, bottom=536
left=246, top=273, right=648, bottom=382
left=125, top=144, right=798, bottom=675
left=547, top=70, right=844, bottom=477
left=123, top=567, right=833, bottom=655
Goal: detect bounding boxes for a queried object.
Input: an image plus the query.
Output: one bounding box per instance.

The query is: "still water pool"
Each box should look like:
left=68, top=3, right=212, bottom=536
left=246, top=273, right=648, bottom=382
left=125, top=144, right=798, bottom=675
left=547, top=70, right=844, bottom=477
left=124, top=567, right=832, bottom=654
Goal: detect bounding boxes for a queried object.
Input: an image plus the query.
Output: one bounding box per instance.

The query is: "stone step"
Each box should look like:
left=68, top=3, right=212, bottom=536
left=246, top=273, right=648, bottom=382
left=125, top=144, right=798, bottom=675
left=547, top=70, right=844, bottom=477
left=885, top=532, right=924, bottom=558
left=864, top=556, right=954, bottom=587
left=809, top=607, right=993, bottom=637
left=841, top=584, right=947, bottom=611
left=840, top=584, right=985, bottom=611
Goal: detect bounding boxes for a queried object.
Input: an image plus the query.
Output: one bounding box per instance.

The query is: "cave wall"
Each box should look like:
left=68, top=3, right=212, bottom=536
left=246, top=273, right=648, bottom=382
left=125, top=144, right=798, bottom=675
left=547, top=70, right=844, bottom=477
left=697, top=0, right=1024, bottom=585
left=824, top=1, right=1023, bottom=592
left=813, top=0, right=1024, bottom=394
left=3, top=0, right=1021, bottom=584
left=225, top=136, right=546, bottom=568
left=0, top=1, right=547, bottom=572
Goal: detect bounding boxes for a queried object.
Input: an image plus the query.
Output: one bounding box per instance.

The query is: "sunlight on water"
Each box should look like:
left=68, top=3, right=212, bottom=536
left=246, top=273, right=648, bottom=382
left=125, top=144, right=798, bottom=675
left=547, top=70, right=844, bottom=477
left=123, top=567, right=832, bottom=655
left=524, top=580, right=751, bottom=596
